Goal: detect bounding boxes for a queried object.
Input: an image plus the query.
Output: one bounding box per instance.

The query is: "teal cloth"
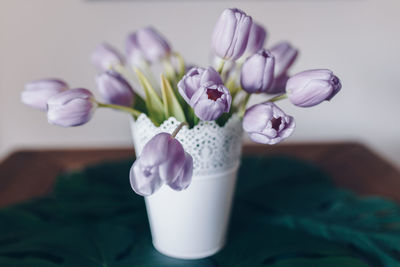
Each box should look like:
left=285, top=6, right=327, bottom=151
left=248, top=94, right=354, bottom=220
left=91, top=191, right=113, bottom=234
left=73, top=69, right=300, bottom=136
left=0, top=156, right=399, bottom=267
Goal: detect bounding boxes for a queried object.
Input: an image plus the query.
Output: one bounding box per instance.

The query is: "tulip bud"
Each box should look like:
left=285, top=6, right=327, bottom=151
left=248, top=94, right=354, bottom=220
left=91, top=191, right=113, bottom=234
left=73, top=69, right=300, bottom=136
left=47, top=88, right=96, bottom=127
left=91, top=43, right=124, bottom=72
left=270, top=41, right=298, bottom=79
left=268, top=74, right=289, bottom=95
left=240, top=49, right=275, bottom=94
left=178, top=66, right=222, bottom=103
left=130, top=132, right=193, bottom=196
left=243, top=102, right=295, bottom=145
left=189, top=82, right=231, bottom=121
left=125, top=32, right=146, bottom=67
left=244, top=22, right=267, bottom=55
left=96, top=70, right=135, bottom=107
left=212, top=8, right=253, bottom=60
left=126, top=27, right=171, bottom=65
left=21, top=79, right=69, bottom=111
left=286, top=69, right=342, bottom=107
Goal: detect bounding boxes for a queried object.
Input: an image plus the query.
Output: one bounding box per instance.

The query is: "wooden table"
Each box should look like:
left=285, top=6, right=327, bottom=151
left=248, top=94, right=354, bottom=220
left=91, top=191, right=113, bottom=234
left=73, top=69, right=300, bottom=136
left=1, top=142, right=399, bottom=208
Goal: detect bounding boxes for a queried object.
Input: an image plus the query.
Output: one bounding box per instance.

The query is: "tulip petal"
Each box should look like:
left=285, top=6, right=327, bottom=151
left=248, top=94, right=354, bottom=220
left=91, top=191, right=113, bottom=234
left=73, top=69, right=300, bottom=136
left=140, top=133, right=171, bottom=166
left=130, top=160, right=163, bottom=196
left=158, top=137, right=186, bottom=183
left=168, top=152, right=193, bottom=191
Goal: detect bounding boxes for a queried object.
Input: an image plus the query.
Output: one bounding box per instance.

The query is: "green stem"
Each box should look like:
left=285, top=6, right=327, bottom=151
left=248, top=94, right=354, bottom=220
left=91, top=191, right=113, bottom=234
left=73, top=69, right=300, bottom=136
left=239, top=93, right=251, bottom=118
left=173, top=52, right=186, bottom=77
left=97, top=102, right=141, bottom=118
left=267, top=94, right=288, bottom=102
left=171, top=122, right=188, bottom=138
left=217, top=59, right=225, bottom=74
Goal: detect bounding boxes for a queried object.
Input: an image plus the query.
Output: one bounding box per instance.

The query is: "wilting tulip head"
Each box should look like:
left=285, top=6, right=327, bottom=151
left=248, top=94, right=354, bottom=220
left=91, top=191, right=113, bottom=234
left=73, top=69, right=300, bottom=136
left=130, top=132, right=193, bottom=196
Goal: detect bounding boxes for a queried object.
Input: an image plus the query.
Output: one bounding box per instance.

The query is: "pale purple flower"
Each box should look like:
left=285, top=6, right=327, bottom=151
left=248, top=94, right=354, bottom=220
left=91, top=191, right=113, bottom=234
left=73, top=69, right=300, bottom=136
left=91, top=43, right=124, bottom=72
left=126, top=32, right=146, bottom=66
left=178, top=66, right=222, bottom=103
left=240, top=49, right=275, bottom=93
left=47, top=88, right=96, bottom=127
left=286, top=69, right=342, bottom=107
left=212, top=8, right=253, bottom=60
left=21, top=79, right=69, bottom=111
left=268, top=74, right=289, bottom=94
left=96, top=71, right=135, bottom=107
left=130, top=133, right=193, bottom=196
left=189, top=82, right=231, bottom=121
left=126, top=27, right=171, bottom=65
left=243, top=102, right=295, bottom=145
left=244, top=22, right=267, bottom=55
left=270, top=41, right=298, bottom=78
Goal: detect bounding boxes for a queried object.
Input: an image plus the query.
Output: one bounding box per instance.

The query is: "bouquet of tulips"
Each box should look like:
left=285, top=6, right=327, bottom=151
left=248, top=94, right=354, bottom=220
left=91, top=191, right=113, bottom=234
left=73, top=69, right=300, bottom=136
left=21, top=8, right=341, bottom=196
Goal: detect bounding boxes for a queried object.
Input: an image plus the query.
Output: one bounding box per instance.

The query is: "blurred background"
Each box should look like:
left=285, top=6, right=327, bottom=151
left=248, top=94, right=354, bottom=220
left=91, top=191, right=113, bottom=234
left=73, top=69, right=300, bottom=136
left=1, top=0, right=399, bottom=167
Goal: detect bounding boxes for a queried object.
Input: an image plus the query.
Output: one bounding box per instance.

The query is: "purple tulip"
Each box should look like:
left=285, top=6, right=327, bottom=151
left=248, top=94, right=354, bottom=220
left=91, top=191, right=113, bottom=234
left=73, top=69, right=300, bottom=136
left=21, top=79, right=69, bottom=111
left=243, top=102, right=295, bottom=145
left=126, top=32, right=146, bottom=67
left=286, top=69, right=342, bottom=107
left=240, top=49, right=275, bottom=94
left=178, top=66, right=223, bottom=103
left=212, top=8, right=253, bottom=60
left=47, top=88, right=96, bottom=127
left=270, top=41, right=298, bottom=79
left=189, top=82, right=231, bottom=121
left=126, top=27, right=171, bottom=64
left=130, top=133, right=193, bottom=196
left=244, top=22, right=267, bottom=55
left=91, top=43, right=124, bottom=72
left=268, top=74, right=289, bottom=94
left=96, top=70, right=135, bottom=107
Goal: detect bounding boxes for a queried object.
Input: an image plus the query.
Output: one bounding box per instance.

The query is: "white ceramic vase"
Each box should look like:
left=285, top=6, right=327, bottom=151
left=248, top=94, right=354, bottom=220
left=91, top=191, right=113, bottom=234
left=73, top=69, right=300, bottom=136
left=130, top=114, right=243, bottom=259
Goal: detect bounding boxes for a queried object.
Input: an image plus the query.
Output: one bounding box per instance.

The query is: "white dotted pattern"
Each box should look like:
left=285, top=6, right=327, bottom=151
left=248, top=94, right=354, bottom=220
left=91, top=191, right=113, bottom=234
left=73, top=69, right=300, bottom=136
left=130, top=114, right=243, bottom=176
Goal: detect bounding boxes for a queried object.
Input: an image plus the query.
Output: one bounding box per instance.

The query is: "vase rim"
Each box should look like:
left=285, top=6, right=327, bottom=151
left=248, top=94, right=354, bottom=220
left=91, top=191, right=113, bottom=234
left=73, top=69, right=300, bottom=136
left=133, top=113, right=242, bottom=132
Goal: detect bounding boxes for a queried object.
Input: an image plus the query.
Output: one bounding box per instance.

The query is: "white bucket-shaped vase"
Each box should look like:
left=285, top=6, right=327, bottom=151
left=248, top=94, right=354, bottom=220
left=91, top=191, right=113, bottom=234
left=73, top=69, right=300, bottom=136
left=130, top=114, right=243, bottom=259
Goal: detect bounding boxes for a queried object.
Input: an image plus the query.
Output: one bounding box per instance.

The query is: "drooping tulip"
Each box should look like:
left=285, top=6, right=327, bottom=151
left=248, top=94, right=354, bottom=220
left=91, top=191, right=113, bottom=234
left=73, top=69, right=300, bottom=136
left=286, top=69, right=342, bottom=107
left=189, top=82, right=231, bottom=121
left=178, top=66, right=222, bottom=103
left=243, top=102, right=295, bottom=145
left=130, top=132, right=193, bottom=196
left=244, top=22, right=267, bottom=55
left=212, top=8, right=253, bottom=60
left=270, top=41, right=298, bottom=79
left=126, top=27, right=171, bottom=65
left=96, top=70, right=135, bottom=107
left=47, top=88, right=96, bottom=127
left=21, top=79, right=69, bottom=111
left=240, top=49, right=275, bottom=93
left=91, top=43, right=124, bottom=72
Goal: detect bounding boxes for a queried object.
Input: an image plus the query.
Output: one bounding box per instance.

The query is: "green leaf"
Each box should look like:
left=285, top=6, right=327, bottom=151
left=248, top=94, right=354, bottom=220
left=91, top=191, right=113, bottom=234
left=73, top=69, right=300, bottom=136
left=160, top=74, right=186, bottom=123
left=134, top=68, right=165, bottom=125
left=133, top=94, right=147, bottom=114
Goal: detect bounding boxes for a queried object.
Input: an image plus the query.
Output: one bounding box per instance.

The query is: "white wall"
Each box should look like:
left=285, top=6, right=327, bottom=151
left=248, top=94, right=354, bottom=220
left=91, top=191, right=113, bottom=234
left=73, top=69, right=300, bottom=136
left=1, top=0, right=400, bottom=167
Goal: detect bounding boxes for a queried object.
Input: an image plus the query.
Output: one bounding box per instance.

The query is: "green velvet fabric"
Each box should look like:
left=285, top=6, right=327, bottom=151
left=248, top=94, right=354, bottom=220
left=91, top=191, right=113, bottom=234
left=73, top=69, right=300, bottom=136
left=0, top=156, right=399, bottom=266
